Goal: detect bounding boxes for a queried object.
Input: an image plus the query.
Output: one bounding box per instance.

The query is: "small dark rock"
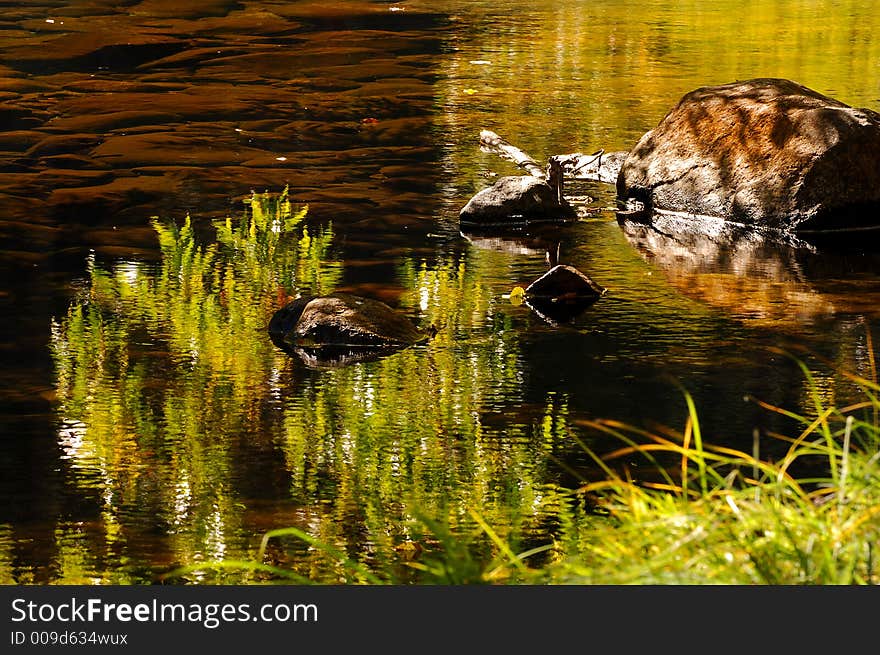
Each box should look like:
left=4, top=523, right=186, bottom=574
left=523, top=264, right=606, bottom=323
left=526, top=264, right=606, bottom=300
left=459, top=175, right=575, bottom=226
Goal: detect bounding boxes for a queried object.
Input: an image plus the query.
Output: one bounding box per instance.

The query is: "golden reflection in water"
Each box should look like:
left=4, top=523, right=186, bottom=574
left=435, top=0, right=880, bottom=124
left=619, top=215, right=880, bottom=331
left=41, top=192, right=587, bottom=582
left=432, top=0, right=880, bottom=219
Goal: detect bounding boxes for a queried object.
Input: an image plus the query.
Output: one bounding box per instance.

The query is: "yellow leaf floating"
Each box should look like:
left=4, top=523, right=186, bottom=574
left=509, top=286, right=525, bottom=306
left=463, top=88, right=478, bottom=95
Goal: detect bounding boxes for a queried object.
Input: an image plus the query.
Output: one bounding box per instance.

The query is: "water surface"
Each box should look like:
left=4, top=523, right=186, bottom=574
left=2, top=0, right=880, bottom=583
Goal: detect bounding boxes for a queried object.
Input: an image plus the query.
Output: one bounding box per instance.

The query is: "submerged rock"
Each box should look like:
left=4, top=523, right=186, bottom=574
left=616, top=78, right=880, bottom=232
left=268, top=293, right=431, bottom=366
left=459, top=175, right=576, bottom=226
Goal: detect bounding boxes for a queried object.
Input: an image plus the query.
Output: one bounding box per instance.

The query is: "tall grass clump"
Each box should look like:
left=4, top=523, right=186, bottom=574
left=549, top=363, right=880, bottom=585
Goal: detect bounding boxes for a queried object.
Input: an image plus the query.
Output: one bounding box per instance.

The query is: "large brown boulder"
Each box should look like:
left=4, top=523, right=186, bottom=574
left=616, top=78, right=880, bottom=232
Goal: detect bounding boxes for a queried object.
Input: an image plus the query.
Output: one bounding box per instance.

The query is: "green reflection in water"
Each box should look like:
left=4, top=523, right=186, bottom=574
left=45, top=192, right=343, bottom=582
left=0, top=525, right=14, bottom=584
left=39, top=193, right=593, bottom=583
left=256, top=244, right=601, bottom=581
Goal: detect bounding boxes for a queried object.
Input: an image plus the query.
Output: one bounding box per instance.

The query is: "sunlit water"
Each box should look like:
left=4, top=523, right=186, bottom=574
left=1, top=0, right=880, bottom=583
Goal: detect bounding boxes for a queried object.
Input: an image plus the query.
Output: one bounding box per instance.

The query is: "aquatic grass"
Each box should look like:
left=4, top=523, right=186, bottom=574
left=159, top=526, right=388, bottom=585
left=400, top=510, right=495, bottom=584
left=257, top=527, right=386, bottom=585
left=550, top=373, right=880, bottom=585
left=160, top=506, right=556, bottom=585
left=204, top=383, right=877, bottom=585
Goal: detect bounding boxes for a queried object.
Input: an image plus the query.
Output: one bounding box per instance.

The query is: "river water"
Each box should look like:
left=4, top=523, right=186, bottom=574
left=2, top=0, right=880, bottom=583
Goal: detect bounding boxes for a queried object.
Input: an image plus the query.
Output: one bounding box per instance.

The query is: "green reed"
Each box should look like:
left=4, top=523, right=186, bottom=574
left=545, top=364, right=879, bottom=584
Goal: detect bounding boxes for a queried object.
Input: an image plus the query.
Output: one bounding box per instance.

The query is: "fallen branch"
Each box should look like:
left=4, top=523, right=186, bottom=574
left=555, top=150, right=605, bottom=177
left=479, top=129, right=572, bottom=203
left=462, top=130, right=625, bottom=224
left=480, top=129, right=626, bottom=184
left=558, top=150, right=627, bottom=184
left=479, top=130, right=545, bottom=178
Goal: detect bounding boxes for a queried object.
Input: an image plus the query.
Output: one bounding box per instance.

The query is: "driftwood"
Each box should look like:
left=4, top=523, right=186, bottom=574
left=479, top=129, right=608, bottom=204
left=479, top=130, right=544, bottom=177
left=460, top=130, right=627, bottom=225
left=563, top=150, right=628, bottom=184
left=479, top=129, right=625, bottom=185
left=480, top=129, right=570, bottom=203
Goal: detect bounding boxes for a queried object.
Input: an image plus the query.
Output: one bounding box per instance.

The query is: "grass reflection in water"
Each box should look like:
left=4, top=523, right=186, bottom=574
left=46, top=190, right=590, bottom=584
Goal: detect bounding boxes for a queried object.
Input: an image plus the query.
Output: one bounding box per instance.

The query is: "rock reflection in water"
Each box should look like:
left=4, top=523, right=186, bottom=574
left=459, top=227, right=557, bottom=258
left=461, top=227, right=608, bottom=324
left=618, top=213, right=880, bottom=328
left=274, top=342, right=415, bottom=370
left=267, top=292, right=430, bottom=369
left=524, top=294, right=602, bottom=325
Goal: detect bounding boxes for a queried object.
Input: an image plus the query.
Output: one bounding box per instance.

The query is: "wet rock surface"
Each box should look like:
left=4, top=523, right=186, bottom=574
left=617, top=78, right=880, bottom=232
left=268, top=293, right=430, bottom=366
left=459, top=175, right=575, bottom=225
left=523, top=264, right=606, bottom=324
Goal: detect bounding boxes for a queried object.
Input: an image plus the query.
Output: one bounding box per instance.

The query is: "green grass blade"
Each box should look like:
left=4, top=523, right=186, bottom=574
left=258, top=527, right=386, bottom=585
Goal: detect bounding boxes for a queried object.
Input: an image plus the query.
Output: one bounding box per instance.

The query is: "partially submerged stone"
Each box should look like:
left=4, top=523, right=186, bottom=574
left=616, top=78, right=880, bottom=232
left=523, top=264, right=606, bottom=323
left=459, top=175, right=575, bottom=226
left=268, top=293, right=430, bottom=366
left=526, top=264, right=606, bottom=299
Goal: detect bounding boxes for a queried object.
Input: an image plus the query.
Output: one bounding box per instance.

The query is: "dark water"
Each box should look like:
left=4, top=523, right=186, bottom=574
left=2, top=0, right=880, bottom=583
